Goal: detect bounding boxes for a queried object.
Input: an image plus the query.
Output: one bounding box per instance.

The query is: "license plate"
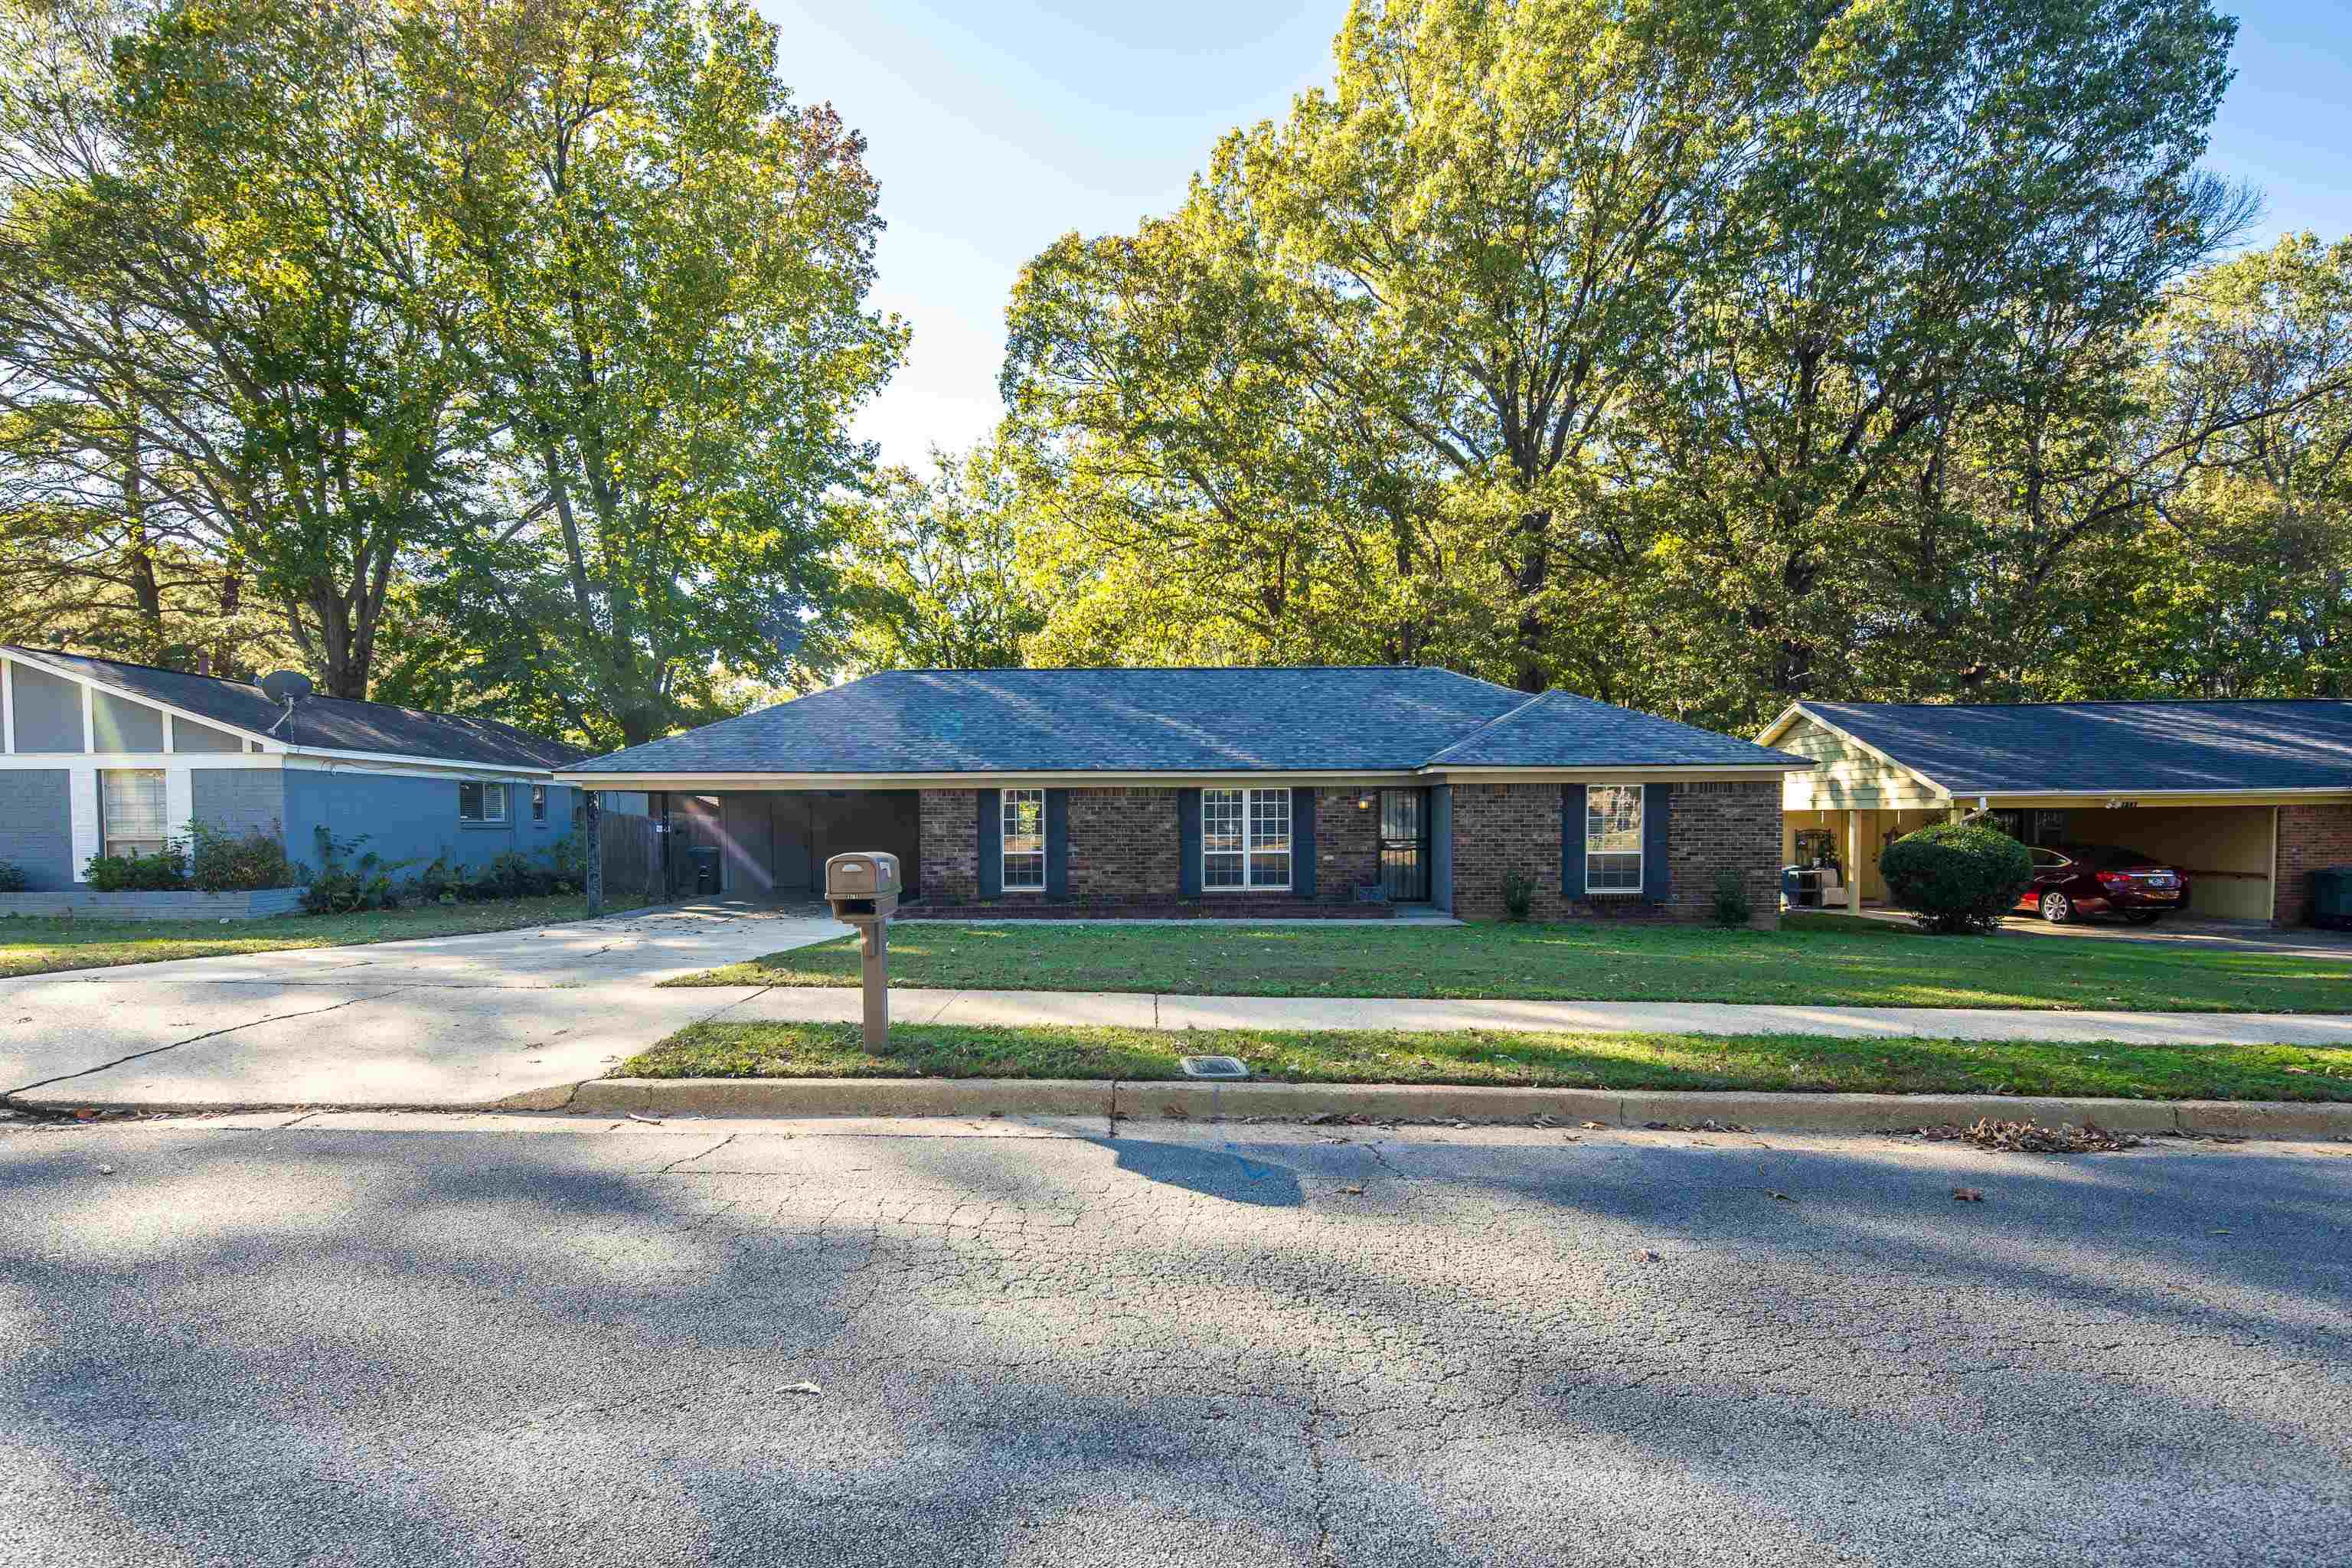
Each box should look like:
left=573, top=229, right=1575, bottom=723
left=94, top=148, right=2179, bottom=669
left=2148, top=889, right=2178, bottom=900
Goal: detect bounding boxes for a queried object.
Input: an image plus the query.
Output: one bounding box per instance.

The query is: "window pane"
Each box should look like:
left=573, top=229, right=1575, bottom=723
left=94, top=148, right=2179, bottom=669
left=1203, top=851, right=1245, bottom=889
left=485, top=784, right=505, bottom=822
left=1587, top=851, right=1642, bottom=890
left=1002, top=789, right=1045, bottom=889
left=459, top=782, right=482, bottom=820
left=1003, top=790, right=1044, bottom=851
left=531, top=785, right=547, bottom=822
left=1250, top=851, right=1291, bottom=887
left=101, top=768, right=167, bottom=856
left=1202, top=789, right=1245, bottom=856
left=1247, top=789, right=1289, bottom=851
left=1586, top=785, right=1642, bottom=854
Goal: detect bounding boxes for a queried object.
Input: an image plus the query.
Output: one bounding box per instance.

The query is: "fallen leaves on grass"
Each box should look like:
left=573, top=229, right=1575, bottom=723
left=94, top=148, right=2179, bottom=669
left=1914, top=1118, right=2145, bottom=1155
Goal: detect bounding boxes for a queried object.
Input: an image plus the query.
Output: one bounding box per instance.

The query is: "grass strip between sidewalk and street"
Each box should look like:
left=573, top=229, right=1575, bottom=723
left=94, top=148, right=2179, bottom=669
left=618, top=1021, right=2352, bottom=1103
left=0, top=893, right=655, bottom=979
left=657, top=918, right=2352, bottom=1014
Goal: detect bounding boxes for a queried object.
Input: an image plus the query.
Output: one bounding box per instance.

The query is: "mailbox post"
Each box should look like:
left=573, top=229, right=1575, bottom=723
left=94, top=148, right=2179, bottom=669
left=823, top=851, right=901, bottom=1050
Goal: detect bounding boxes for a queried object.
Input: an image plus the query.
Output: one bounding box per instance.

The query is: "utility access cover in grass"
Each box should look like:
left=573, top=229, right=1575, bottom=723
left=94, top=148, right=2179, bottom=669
left=1179, top=1056, right=1252, bottom=1080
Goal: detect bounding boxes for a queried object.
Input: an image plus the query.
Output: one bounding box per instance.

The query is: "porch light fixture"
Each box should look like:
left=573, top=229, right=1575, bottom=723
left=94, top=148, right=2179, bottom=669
left=1355, top=793, right=1374, bottom=811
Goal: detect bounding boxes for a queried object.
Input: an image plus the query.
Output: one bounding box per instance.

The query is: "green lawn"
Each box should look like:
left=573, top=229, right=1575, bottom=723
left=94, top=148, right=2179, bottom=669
left=0, top=893, right=655, bottom=978
left=659, top=918, right=2352, bottom=1014
left=619, top=1021, right=2352, bottom=1103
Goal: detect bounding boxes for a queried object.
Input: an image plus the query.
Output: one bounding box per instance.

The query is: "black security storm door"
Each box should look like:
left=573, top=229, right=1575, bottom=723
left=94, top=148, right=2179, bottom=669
left=1378, top=788, right=1430, bottom=902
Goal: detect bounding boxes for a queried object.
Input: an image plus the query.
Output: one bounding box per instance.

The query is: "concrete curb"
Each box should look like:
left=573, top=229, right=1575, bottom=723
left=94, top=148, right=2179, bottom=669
left=572, top=1076, right=2352, bottom=1138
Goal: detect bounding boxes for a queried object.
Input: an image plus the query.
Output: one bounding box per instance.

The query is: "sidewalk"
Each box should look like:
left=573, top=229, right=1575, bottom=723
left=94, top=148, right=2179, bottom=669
left=721, top=988, right=2352, bottom=1047
left=4, top=905, right=2347, bottom=1111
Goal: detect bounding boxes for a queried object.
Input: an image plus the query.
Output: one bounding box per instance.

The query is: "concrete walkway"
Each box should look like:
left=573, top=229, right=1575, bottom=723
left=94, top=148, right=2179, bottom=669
left=5, top=904, right=2349, bottom=1111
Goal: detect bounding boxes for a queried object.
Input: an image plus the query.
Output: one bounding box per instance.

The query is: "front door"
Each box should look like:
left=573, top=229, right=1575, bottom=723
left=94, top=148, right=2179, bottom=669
left=1378, top=788, right=1430, bottom=902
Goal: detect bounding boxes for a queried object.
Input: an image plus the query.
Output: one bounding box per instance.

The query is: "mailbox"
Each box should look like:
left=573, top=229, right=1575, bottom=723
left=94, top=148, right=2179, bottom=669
left=824, top=851, right=901, bottom=921
left=823, top=851, right=900, bottom=1049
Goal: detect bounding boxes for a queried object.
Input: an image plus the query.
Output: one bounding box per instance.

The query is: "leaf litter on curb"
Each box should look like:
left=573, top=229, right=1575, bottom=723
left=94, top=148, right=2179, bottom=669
left=1909, top=1118, right=2145, bottom=1155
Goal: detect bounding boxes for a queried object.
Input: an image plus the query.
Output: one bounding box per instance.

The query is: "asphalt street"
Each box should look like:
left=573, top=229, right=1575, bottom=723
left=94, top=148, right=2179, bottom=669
left=3, top=1114, right=2347, bottom=1566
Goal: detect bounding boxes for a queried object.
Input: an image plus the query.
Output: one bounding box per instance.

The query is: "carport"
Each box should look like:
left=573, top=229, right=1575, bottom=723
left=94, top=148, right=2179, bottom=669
left=633, top=789, right=920, bottom=900
left=1760, top=699, right=2352, bottom=927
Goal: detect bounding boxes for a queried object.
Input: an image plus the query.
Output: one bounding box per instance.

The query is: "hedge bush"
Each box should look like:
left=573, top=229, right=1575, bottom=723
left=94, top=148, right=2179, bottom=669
left=1878, top=823, right=2034, bottom=935
left=187, top=821, right=296, bottom=893
left=0, top=861, right=26, bottom=893
left=84, top=844, right=190, bottom=891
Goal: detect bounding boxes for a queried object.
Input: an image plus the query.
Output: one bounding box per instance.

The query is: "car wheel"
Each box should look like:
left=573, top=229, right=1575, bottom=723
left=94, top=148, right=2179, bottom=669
left=2122, top=910, right=2163, bottom=926
left=2040, top=890, right=2073, bottom=924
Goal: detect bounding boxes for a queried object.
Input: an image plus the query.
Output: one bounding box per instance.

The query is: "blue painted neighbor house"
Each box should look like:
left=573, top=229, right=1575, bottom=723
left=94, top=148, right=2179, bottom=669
left=0, top=646, right=600, bottom=891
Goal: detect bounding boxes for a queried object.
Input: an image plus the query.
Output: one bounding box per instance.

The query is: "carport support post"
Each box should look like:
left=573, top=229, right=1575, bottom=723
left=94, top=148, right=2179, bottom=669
left=584, top=790, right=603, bottom=913
left=861, top=920, right=889, bottom=1050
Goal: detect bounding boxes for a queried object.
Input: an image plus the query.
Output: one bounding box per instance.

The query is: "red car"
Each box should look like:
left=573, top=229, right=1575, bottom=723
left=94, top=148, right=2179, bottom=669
left=2016, top=844, right=2189, bottom=925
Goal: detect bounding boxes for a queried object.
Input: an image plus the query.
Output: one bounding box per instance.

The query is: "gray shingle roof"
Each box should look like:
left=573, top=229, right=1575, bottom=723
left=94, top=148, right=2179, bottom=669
left=1799, top=699, right=2352, bottom=795
left=567, top=667, right=1806, bottom=776
left=7, top=648, right=585, bottom=769
left=1426, top=690, right=1804, bottom=769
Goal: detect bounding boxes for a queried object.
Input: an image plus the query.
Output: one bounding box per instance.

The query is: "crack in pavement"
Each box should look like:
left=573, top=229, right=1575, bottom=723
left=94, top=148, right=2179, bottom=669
left=1, top=986, right=417, bottom=1101
left=657, top=1135, right=739, bottom=1173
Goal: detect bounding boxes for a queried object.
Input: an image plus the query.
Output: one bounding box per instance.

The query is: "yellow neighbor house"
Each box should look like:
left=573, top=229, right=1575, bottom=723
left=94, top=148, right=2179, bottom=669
left=1757, top=699, right=2352, bottom=927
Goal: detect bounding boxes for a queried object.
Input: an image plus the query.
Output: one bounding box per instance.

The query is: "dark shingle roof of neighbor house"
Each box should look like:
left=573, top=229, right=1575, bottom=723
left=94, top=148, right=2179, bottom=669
left=5, top=647, right=586, bottom=769
left=1798, top=699, right=2352, bottom=795
left=567, top=666, right=1808, bottom=776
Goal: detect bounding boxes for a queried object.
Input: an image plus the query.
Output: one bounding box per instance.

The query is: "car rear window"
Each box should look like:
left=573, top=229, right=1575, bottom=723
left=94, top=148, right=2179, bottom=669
left=2080, top=846, right=2164, bottom=870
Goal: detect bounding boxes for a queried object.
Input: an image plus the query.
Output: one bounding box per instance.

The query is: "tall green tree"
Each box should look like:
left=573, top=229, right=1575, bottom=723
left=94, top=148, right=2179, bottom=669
left=798, top=445, right=1046, bottom=675
left=402, top=0, right=903, bottom=746
left=1002, top=0, right=2249, bottom=724
left=0, top=0, right=471, bottom=694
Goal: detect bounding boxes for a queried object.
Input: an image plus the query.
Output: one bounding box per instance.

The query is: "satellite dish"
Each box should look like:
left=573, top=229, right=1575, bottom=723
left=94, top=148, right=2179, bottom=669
left=258, top=671, right=315, bottom=705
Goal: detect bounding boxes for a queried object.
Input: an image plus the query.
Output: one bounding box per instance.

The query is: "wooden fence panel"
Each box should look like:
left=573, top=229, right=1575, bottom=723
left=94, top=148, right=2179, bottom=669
left=599, top=811, right=662, bottom=900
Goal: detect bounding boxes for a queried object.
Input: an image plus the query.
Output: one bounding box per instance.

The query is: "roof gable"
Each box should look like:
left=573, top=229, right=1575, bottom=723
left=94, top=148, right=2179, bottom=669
left=5, top=648, right=584, bottom=770
left=1798, top=699, right=2352, bottom=795
left=568, top=666, right=1805, bottom=777
left=1425, top=690, right=1808, bottom=770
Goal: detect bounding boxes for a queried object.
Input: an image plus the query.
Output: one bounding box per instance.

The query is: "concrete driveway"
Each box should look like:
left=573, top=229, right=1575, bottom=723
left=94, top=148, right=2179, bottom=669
left=0, top=904, right=851, bottom=1110
left=5, top=1116, right=2347, bottom=1566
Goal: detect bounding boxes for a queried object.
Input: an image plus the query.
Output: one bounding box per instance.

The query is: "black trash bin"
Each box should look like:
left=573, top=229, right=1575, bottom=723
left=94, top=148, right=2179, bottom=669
left=688, top=845, right=720, bottom=895
left=2312, top=865, right=2352, bottom=930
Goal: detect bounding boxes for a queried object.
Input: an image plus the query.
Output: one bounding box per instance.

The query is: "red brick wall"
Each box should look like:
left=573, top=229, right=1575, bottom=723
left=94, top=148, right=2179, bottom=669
left=1308, top=787, right=1383, bottom=899
left=920, top=782, right=1393, bottom=904
left=1446, top=779, right=1782, bottom=924
left=1659, top=780, right=1784, bottom=926
left=917, top=789, right=978, bottom=901
left=1067, top=787, right=1181, bottom=898
left=1448, top=784, right=1567, bottom=920
left=2274, top=803, right=2352, bottom=927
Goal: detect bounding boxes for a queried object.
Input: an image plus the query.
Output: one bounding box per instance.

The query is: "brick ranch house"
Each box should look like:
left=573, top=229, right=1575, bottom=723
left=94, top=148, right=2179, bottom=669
left=557, top=667, right=1811, bottom=921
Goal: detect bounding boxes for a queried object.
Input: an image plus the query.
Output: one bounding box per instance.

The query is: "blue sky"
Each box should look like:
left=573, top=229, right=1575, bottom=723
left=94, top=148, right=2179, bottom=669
left=756, top=1, right=2352, bottom=472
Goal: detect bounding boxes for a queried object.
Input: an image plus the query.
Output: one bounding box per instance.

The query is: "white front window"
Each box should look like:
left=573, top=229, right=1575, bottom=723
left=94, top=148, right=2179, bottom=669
left=1585, top=785, right=1642, bottom=891
left=459, top=781, right=508, bottom=823
left=1001, top=788, right=1045, bottom=890
left=1204, top=787, right=1290, bottom=890
left=100, top=768, right=168, bottom=858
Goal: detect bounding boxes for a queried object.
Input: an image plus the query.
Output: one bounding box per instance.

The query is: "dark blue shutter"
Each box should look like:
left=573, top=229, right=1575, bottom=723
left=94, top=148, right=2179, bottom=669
left=1292, top=787, right=1318, bottom=899
left=1178, top=788, right=1202, bottom=896
left=1643, top=783, right=1672, bottom=901
left=1045, top=789, right=1069, bottom=897
left=1560, top=782, right=1587, bottom=900
left=977, top=789, right=1001, bottom=898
